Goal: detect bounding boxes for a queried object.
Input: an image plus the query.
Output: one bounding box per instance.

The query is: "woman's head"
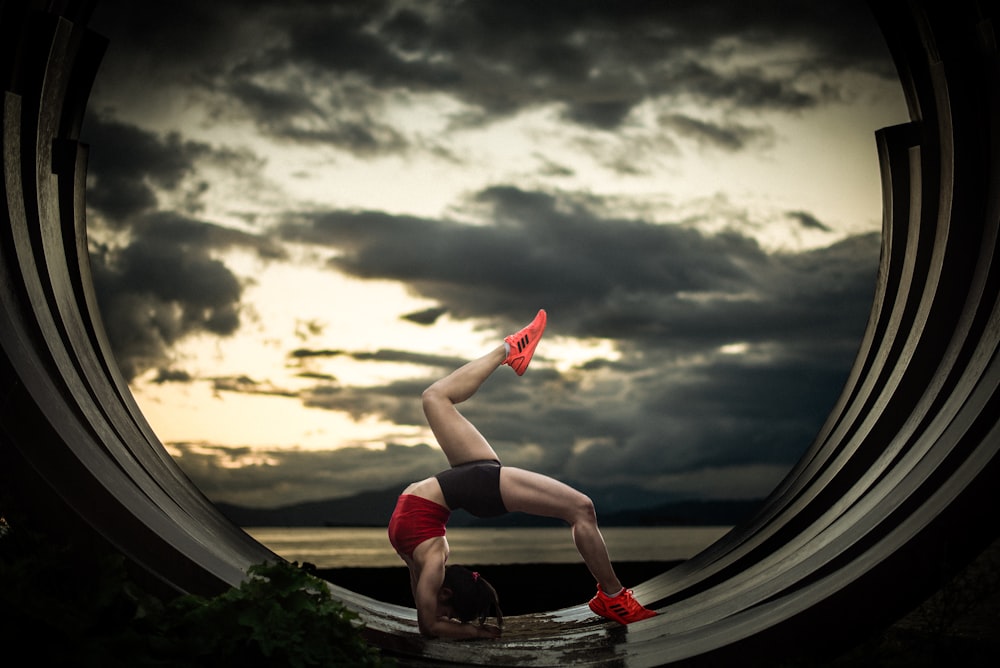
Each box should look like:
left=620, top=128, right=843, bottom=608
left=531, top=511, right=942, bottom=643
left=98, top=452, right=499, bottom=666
left=442, top=565, right=503, bottom=627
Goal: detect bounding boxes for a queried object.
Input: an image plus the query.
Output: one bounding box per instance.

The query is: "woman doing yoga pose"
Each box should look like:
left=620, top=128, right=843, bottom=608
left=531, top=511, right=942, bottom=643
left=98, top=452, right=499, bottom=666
left=387, top=310, right=657, bottom=639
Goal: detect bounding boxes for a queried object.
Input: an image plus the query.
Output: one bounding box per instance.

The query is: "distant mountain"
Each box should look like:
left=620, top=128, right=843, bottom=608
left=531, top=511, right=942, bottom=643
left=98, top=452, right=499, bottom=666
left=214, top=485, right=406, bottom=527
left=214, top=482, right=764, bottom=528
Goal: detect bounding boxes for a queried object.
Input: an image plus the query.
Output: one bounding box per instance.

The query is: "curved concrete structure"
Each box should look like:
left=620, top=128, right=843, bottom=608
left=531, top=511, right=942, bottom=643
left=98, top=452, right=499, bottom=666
left=2, top=1, right=997, bottom=665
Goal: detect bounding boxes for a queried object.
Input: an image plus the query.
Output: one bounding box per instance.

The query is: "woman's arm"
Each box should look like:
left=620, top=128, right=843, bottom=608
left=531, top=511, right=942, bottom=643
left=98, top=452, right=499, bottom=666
left=414, top=549, right=500, bottom=639
left=422, top=615, right=501, bottom=640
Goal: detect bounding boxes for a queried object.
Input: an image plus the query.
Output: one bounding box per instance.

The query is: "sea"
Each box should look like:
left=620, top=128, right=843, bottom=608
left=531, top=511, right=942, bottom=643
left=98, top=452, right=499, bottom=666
left=245, top=526, right=732, bottom=569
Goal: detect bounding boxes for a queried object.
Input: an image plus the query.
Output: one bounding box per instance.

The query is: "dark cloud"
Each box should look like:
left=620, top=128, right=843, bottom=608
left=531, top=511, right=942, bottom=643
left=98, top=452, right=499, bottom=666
left=221, top=78, right=409, bottom=153
left=668, top=60, right=817, bottom=111
left=786, top=210, right=832, bottom=232
left=279, top=185, right=876, bottom=352
left=211, top=376, right=297, bottom=398
left=300, top=377, right=430, bottom=429
left=402, top=306, right=448, bottom=326
left=562, top=100, right=638, bottom=130
left=153, top=368, right=192, bottom=384
left=83, top=115, right=212, bottom=223
left=81, top=113, right=288, bottom=380
left=88, top=0, right=263, bottom=80
left=663, top=114, right=774, bottom=152
left=290, top=348, right=342, bottom=359
left=302, top=186, right=761, bottom=313
left=82, top=114, right=278, bottom=230
left=287, top=347, right=465, bottom=370
left=89, top=0, right=895, bottom=154
left=349, top=349, right=466, bottom=369
left=88, top=210, right=284, bottom=380
left=89, top=226, right=243, bottom=380
left=148, top=213, right=282, bottom=258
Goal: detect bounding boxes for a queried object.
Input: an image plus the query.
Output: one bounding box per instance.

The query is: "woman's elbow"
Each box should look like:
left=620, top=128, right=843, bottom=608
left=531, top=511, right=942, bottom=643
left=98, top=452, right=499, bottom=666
left=417, top=616, right=441, bottom=638
left=417, top=616, right=435, bottom=637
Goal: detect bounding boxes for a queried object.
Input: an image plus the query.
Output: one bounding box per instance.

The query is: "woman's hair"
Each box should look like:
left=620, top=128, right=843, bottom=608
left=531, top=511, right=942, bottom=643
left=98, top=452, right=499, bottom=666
left=443, top=565, right=503, bottom=627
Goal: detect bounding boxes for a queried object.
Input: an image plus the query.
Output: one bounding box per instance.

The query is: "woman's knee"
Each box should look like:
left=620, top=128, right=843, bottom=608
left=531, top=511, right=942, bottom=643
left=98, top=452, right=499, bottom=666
left=421, top=384, right=446, bottom=412
left=567, top=493, right=598, bottom=526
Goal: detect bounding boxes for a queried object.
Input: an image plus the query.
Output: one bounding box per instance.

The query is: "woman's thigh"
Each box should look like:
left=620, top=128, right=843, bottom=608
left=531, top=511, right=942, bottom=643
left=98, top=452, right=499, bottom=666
left=499, top=467, right=591, bottom=521
left=422, top=398, right=500, bottom=466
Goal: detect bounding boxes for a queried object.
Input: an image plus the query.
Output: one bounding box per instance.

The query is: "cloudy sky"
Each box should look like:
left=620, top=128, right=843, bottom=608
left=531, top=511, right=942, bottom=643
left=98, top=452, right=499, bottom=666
left=82, top=0, right=908, bottom=510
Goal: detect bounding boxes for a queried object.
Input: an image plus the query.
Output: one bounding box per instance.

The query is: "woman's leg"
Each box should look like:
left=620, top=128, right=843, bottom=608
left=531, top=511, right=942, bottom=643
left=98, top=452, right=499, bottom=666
left=499, top=467, right=623, bottom=594
left=422, top=345, right=505, bottom=467
left=423, top=309, right=546, bottom=467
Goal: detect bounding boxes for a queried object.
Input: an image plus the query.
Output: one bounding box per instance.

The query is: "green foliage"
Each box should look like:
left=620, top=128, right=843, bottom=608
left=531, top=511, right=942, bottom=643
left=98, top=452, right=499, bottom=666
left=0, top=507, right=393, bottom=667
left=145, top=561, right=391, bottom=667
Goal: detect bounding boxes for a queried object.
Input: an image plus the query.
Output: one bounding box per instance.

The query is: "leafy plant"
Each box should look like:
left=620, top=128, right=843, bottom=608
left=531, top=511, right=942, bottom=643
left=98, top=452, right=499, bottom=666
left=146, top=560, right=392, bottom=667
left=0, top=501, right=393, bottom=667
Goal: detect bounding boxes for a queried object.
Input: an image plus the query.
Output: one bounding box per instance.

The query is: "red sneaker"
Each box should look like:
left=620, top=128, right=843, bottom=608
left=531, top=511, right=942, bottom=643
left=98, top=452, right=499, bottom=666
left=503, top=309, right=547, bottom=376
left=588, top=585, right=657, bottom=624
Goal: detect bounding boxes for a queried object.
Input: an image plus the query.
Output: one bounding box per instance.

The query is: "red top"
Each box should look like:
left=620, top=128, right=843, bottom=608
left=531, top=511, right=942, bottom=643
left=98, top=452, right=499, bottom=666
left=388, top=494, right=451, bottom=557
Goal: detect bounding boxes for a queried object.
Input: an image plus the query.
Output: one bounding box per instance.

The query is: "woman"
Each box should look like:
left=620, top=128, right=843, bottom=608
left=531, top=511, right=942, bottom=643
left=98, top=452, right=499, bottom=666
left=388, top=309, right=657, bottom=638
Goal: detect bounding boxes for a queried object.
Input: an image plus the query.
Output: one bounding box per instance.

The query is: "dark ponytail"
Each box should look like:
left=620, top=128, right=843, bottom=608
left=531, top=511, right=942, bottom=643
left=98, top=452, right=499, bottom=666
left=443, top=565, right=503, bottom=627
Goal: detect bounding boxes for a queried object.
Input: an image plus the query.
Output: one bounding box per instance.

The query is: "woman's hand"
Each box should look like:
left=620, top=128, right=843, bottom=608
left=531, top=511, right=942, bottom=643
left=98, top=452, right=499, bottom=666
left=477, top=623, right=502, bottom=638
left=423, top=617, right=502, bottom=639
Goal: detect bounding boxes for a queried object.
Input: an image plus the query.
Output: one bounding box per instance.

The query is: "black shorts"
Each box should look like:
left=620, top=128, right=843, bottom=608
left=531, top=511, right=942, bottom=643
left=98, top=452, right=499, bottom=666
left=435, top=459, right=508, bottom=518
